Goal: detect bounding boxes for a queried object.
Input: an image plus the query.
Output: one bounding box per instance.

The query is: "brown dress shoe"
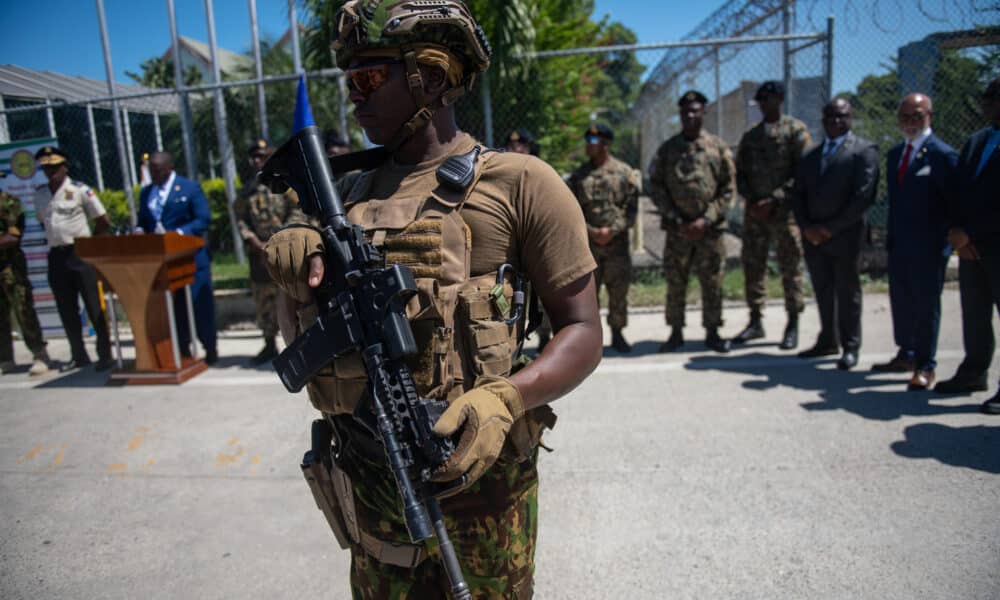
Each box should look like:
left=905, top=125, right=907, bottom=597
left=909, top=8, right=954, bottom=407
left=872, top=356, right=916, bottom=373
left=907, top=369, right=935, bottom=391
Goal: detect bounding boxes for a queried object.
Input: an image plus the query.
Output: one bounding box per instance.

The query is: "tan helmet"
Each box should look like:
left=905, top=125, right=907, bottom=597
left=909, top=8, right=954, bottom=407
left=333, top=0, right=492, bottom=148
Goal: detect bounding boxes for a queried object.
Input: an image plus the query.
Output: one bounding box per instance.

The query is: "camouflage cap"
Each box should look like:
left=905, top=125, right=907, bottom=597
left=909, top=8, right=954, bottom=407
left=332, top=0, right=491, bottom=82
left=678, top=90, right=708, bottom=107
left=35, top=146, right=68, bottom=166
left=248, top=138, right=272, bottom=157
left=755, top=80, right=785, bottom=101
left=584, top=123, right=614, bottom=142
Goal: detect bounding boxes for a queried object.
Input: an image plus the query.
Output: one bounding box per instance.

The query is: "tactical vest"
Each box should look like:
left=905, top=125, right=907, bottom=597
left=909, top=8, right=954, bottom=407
left=300, top=150, right=554, bottom=462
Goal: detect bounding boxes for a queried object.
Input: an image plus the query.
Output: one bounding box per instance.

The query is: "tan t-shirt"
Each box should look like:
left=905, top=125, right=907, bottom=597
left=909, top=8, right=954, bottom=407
left=34, top=178, right=106, bottom=247
left=351, top=134, right=595, bottom=296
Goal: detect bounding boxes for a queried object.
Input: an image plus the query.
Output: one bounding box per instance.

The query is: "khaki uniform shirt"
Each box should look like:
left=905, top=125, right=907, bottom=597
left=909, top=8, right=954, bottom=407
left=647, top=130, right=735, bottom=230
left=567, top=155, right=641, bottom=238
left=736, top=115, right=812, bottom=210
left=34, top=178, right=105, bottom=247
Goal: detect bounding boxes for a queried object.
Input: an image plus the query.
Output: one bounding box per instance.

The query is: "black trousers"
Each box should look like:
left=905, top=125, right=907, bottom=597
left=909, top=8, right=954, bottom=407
left=955, top=253, right=1000, bottom=385
left=47, top=245, right=111, bottom=363
left=803, top=226, right=864, bottom=351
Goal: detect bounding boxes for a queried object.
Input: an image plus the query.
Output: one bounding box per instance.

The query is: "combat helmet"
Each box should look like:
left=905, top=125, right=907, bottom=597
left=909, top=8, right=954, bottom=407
left=333, top=0, right=491, bottom=148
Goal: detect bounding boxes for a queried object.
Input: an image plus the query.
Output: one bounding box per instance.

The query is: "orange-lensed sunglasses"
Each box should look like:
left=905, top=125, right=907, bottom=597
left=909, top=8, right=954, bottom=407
left=345, top=60, right=399, bottom=96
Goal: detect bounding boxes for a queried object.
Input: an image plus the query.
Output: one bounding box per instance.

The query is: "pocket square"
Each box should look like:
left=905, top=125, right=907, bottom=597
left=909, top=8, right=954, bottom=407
left=915, top=165, right=931, bottom=176
left=178, top=195, right=189, bottom=202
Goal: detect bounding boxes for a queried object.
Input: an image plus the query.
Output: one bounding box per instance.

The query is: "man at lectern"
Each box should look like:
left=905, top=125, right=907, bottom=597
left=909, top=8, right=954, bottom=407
left=138, top=152, right=218, bottom=365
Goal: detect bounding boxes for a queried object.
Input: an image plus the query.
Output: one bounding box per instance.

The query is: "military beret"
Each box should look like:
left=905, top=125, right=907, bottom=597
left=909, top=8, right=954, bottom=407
left=755, top=80, right=785, bottom=100
left=248, top=138, right=272, bottom=157
left=678, top=90, right=708, bottom=107
left=35, top=146, right=68, bottom=166
left=506, top=128, right=536, bottom=146
left=584, top=123, right=614, bottom=142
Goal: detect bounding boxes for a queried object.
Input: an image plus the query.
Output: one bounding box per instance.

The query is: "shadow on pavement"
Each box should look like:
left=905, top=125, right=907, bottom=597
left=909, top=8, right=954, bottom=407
left=685, top=351, right=982, bottom=421
left=891, top=423, right=1000, bottom=474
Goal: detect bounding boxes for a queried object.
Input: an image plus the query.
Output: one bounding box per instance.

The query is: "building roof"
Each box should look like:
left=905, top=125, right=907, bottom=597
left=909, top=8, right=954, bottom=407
left=0, top=64, right=178, bottom=114
left=163, top=35, right=253, bottom=75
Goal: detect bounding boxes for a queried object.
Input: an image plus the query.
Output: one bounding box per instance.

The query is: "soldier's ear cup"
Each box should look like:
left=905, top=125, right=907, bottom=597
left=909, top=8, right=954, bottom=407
left=264, top=225, right=325, bottom=303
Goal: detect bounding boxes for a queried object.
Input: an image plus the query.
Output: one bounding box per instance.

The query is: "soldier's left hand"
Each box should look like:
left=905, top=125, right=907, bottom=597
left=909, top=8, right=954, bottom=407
left=431, top=376, right=525, bottom=488
left=750, top=199, right=774, bottom=220
left=682, top=218, right=708, bottom=241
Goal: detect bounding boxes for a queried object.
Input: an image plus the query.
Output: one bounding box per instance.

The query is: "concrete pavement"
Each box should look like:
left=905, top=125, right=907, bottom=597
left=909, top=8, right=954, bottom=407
left=1, top=290, right=997, bottom=599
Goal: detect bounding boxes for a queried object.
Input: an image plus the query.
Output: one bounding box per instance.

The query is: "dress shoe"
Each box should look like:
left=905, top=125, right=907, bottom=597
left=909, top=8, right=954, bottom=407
left=250, top=341, right=279, bottom=366
left=94, top=358, right=116, bottom=372
left=837, top=350, right=858, bottom=370
left=610, top=328, right=632, bottom=353
left=705, top=329, right=731, bottom=354
left=731, top=315, right=764, bottom=345
left=934, top=374, right=989, bottom=394
left=981, top=391, right=1000, bottom=415
left=205, top=348, right=219, bottom=366
left=778, top=318, right=798, bottom=350
left=871, top=355, right=915, bottom=373
left=907, top=369, right=935, bottom=391
left=60, top=358, right=92, bottom=372
left=798, top=343, right=839, bottom=359
left=659, top=328, right=684, bottom=353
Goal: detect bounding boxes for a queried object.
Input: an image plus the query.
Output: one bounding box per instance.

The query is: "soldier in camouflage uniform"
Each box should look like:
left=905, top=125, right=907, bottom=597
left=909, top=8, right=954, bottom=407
left=568, top=123, right=640, bottom=353
left=648, top=90, right=735, bottom=354
left=262, top=2, right=602, bottom=598
left=0, top=174, right=51, bottom=376
left=235, top=139, right=308, bottom=365
left=731, top=81, right=812, bottom=350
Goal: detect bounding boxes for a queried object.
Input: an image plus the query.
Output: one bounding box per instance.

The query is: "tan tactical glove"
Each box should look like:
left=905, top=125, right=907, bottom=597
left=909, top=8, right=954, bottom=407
left=431, top=376, right=525, bottom=489
left=264, top=225, right=325, bottom=303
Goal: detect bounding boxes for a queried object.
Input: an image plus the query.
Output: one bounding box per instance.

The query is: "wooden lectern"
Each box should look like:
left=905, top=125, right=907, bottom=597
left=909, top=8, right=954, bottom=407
left=76, top=233, right=208, bottom=384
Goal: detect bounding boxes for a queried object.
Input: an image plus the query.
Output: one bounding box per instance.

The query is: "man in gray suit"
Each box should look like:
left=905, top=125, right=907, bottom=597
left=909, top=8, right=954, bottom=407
left=791, top=98, right=880, bottom=370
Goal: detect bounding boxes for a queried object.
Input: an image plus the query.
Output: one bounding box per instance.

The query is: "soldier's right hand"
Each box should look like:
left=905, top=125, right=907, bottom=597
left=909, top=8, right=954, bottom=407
left=264, top=225, right=326, bottom=303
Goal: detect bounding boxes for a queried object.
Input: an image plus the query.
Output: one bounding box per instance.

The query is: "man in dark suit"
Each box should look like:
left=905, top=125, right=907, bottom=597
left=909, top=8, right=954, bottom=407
left=935, top=76, right=1000, bottom=414
left=138, top=152, right=218, bottom=364
left=791, top=98, right=880, bottom=370
left=872, top=93, right=958, bottom=390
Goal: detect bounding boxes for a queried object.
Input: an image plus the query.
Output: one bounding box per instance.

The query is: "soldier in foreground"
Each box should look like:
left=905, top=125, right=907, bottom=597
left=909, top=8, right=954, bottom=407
left=568, top=123, right=640, bottom=353
left=648, top=91, right=735, bottom=354
left=0, top=172, right=51, bottom=376
left=236, top=139, right=307, bottom=365
left=263, top=1, right=602, bottom=597
left=732, top=81, right=812, bottom=349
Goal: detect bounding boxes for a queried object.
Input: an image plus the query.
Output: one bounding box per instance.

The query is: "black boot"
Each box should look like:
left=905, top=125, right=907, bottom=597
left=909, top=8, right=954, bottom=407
left=732, top=312, right=765, bottom=345
left=250, top=338, right=278, bottom=366
left=778, top=315, right=799, bottom=350
left=705, top=328, right=731, bottom=353
left=611, top=328, right=632, bottom=353
left=659, top=328, right=684, bottom=352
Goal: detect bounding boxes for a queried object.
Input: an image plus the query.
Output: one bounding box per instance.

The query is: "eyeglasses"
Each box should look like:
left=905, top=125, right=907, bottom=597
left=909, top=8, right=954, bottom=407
left=345, top=61, right=397, bottom=96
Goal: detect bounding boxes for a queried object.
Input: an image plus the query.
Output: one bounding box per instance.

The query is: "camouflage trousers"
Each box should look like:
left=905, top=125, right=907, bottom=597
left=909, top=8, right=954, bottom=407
left=663, top=229, right=725, bottom=329
left=0, top=256, right=47, bottom=363
left=741, top=207, right=804, bottom=315
left=344, top=442, right=539, bottom=599
left=591, top=236, right=631, bottom=329
left=251, top=280, right=279, bottom=340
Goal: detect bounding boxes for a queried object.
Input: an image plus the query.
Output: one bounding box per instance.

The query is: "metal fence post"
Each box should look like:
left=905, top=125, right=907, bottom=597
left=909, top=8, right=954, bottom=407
left=713, top=45, right=723, bottom=139
left=45, top=98, right=57, bottom=139
left=122, top=107, right=139, bottom=186
left=249, top=0, right=269, bottom=140
left=86, top=104, right=105, bottom=190
left=205, top=0, right=247, bottom=264
left=289, top=0, right=303, bottom=74
left=782, top=0, right=795, bottom=117
left=0, top=96, right=9, bottom=144
left=154, top=111, right=164, bottom=152
left=338, top=73, right=349, bottom=142
left=96, top=0, right=137, bottom=229
left=168, top=0, right=198, bottom=180
left=825, top=16, right=834, bottom=101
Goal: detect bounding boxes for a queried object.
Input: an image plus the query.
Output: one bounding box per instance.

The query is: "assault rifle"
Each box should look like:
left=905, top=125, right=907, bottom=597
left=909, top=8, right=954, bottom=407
left=259, top=125, right=471, bottom=600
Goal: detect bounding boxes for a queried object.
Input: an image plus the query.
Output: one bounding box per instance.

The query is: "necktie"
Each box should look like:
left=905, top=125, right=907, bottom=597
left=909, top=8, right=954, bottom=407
left=821, top=140, right=835, bottom=173
left=897, top=143, right=913, bottom=185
